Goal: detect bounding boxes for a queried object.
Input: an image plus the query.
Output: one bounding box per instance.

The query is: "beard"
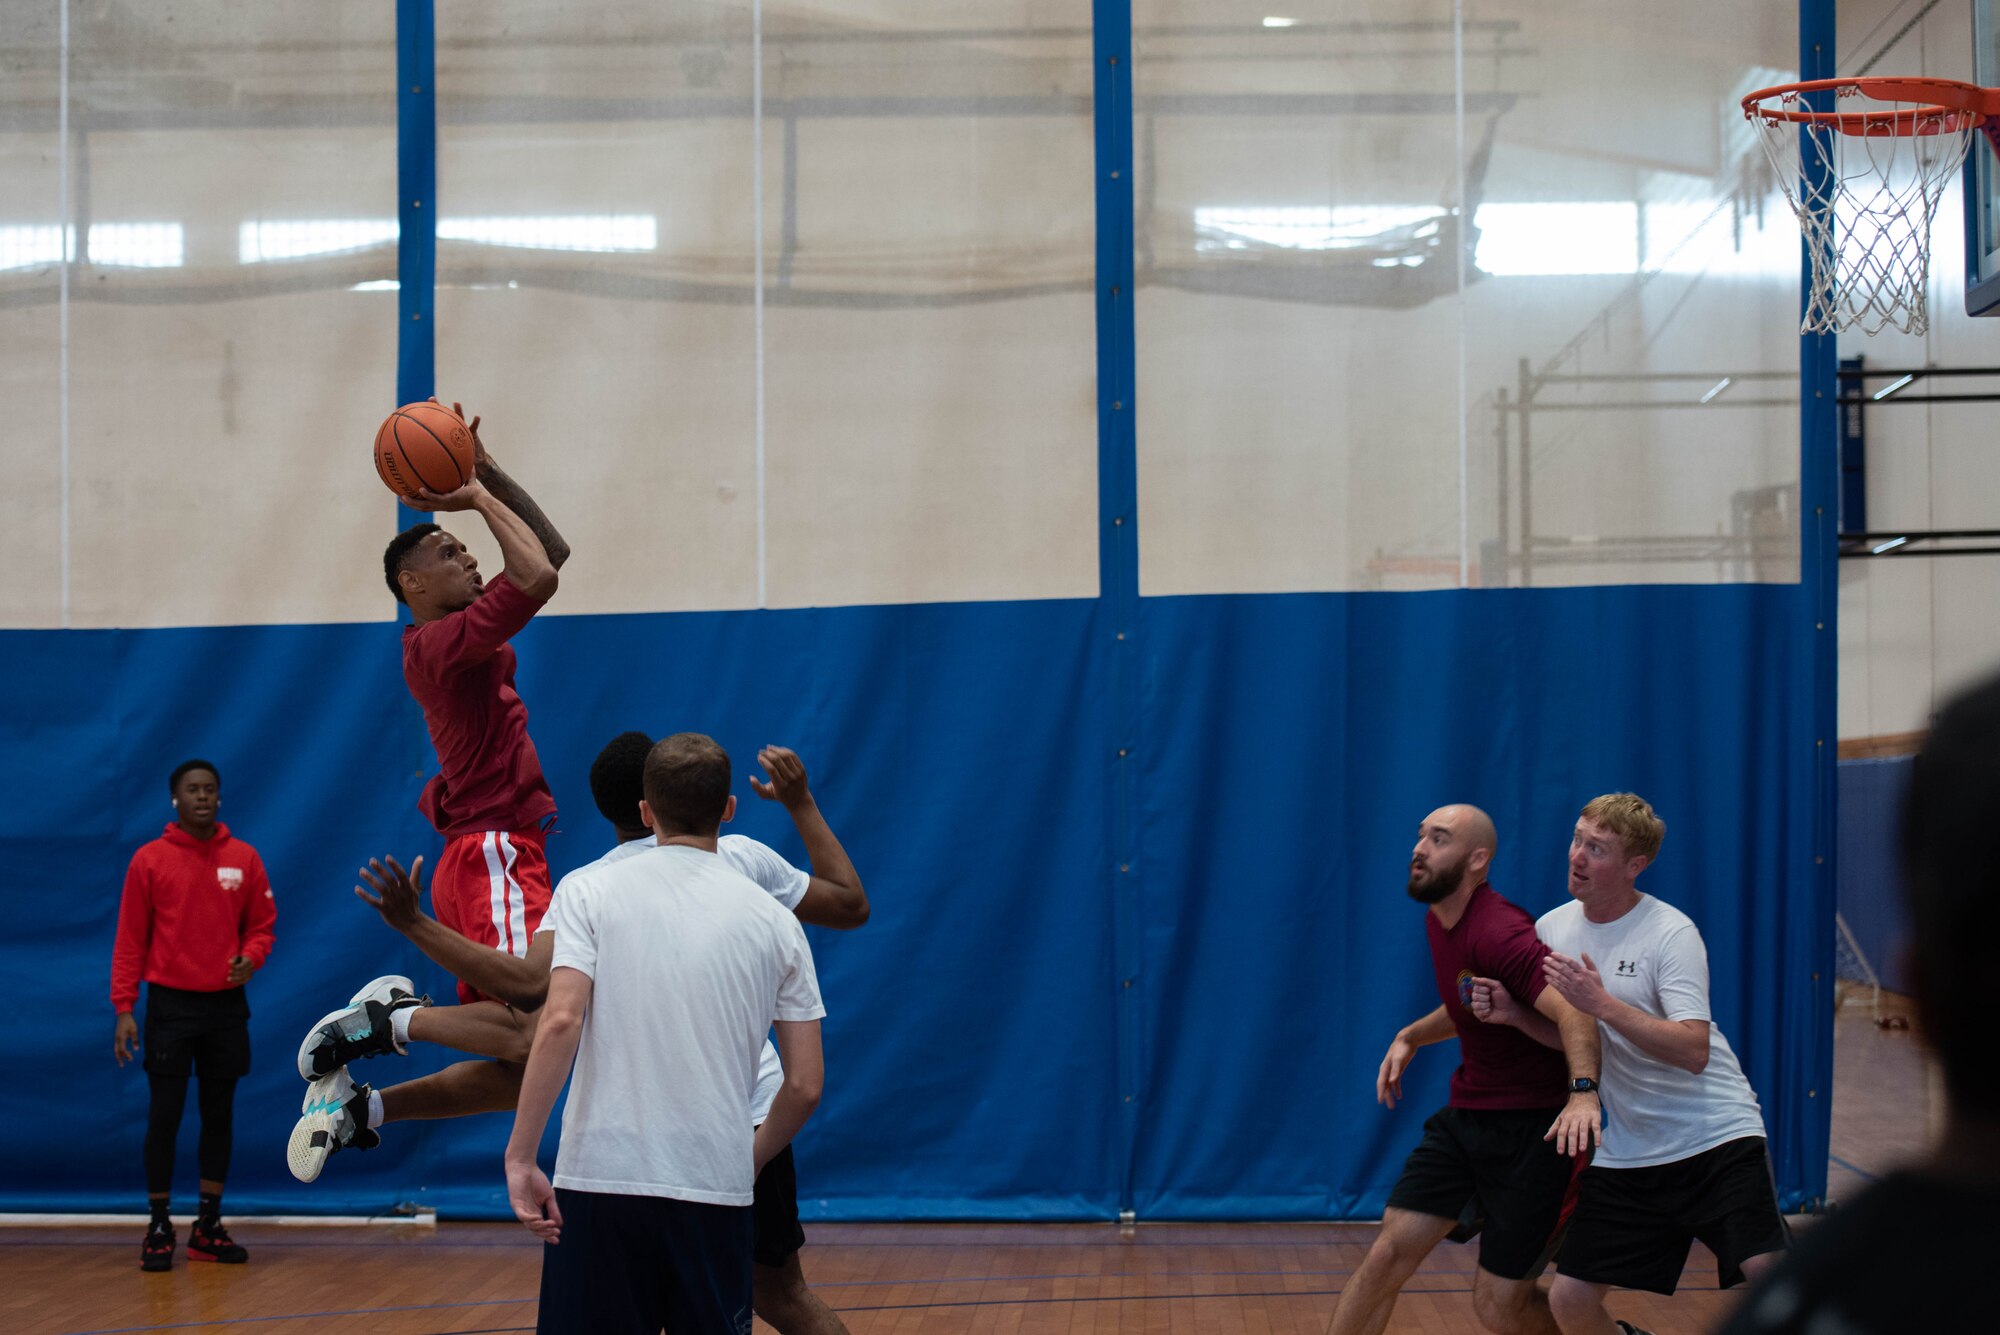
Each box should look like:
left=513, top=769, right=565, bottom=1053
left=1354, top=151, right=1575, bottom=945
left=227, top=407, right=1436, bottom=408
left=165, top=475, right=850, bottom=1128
left=1407, top=853, right=1468, bottom=904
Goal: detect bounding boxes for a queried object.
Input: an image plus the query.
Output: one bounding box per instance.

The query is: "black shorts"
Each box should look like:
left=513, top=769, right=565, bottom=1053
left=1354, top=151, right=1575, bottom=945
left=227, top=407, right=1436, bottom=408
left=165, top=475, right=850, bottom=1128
left=1557, top=1134, right=1788, bottom=1294
left=142, top=983, right=251, bottom=1079
left=753, top=1144, right=807, bottom=1268
left=537, top=1188, right=753, bottom=1335
left=1387, top=1105, right=1584, bottom=1281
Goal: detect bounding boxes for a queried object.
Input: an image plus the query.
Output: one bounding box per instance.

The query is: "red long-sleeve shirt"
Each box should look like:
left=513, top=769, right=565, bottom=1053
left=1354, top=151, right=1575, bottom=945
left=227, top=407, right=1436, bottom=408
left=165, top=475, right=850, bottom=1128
left=403, top=572, right=557, bottom=839
left=110, top=822, right=276, bottom=1013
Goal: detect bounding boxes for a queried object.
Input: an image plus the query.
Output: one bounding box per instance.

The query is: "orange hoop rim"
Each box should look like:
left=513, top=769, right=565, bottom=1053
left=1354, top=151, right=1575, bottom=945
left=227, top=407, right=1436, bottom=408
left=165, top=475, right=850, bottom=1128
left=1741, top=76, right=2000, bottom=136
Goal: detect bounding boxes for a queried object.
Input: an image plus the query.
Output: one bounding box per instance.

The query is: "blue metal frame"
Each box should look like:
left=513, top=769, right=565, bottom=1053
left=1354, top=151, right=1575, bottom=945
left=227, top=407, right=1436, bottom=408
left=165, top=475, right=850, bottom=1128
left=1798, top=0, right=1838, bottom=1212
left=395, top=0, right=437, bottom=531
left=1838, top=355, right=1865, bottom=534
left=1092, top=0, right=1142, bottom=1216
left=1967, top=142, right=2000, bottom=316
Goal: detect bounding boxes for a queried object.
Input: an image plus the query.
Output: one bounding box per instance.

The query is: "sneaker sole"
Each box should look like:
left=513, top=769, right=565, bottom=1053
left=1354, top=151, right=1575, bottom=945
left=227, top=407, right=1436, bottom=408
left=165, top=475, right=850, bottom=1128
left=294, top=976, right=412, bottom=1080
left=287, top=1112, right=336, bottom=1183
left=186, top=1248, right=246, bottom=1264
left=300, top=1066, right=356, bottom=1117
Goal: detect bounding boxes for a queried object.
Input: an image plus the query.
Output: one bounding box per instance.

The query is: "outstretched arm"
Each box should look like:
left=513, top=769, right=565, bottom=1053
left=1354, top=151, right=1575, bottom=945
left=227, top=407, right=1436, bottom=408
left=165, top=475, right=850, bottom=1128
left=448, top=401, right=570, bottom=570
left=357, top=856, right=555, bottom=1009
left=406, top=478, right=557, bottom=602
left=752, top=747, right=869, bottom=929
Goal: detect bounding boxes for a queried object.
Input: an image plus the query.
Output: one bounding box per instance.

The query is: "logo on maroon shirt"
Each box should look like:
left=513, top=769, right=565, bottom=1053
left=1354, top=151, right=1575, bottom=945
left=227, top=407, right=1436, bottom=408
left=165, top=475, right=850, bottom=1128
left=1456, top=969, right=1476, bottom=1007
left=217, top=867, right=244, bottom=892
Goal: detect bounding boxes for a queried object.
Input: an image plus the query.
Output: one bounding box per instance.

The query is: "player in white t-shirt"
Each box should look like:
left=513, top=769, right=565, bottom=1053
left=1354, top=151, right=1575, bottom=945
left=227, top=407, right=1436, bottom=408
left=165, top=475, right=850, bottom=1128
left=1470, top=793, right=1787, bottom=1335
left=507, top=732, right=825, bottom=1335
left=546, top=733, right=863, bottom=1335
left=300, top=732, right=867, bottom=1335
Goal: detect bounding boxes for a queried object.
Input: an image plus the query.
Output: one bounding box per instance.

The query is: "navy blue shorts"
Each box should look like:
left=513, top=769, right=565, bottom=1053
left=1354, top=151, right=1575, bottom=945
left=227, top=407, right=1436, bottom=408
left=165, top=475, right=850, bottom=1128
left=537, top=1188, right=753, bottom=1335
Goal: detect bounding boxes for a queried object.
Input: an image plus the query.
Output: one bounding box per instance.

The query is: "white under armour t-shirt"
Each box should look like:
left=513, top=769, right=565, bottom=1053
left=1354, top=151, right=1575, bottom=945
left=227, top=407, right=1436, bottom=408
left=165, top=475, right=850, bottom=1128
left=544, top=843, right=824, bottom=1205
left=543, top=834, right=812, bottom=1124
left=1537, top=894, right=1768, bottom=1169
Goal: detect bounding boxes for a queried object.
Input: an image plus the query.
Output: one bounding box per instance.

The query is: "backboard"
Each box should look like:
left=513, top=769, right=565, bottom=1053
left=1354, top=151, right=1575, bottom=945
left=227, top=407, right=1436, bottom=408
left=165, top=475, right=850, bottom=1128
left=1970, top=0, right=2000, bottom=314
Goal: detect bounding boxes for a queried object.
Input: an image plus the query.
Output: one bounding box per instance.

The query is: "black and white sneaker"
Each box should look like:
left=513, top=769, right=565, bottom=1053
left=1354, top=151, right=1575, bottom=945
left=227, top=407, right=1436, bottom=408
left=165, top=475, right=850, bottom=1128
left=295, top=974, right=426, bottom=1080
left=287, top=1065, right=381, bottom=1183
left=1615, top=1322, right=1657, bottom=1335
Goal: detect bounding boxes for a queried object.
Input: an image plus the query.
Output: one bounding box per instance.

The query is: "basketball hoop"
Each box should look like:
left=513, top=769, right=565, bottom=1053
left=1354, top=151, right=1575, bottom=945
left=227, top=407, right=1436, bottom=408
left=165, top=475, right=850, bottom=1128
left=1742, top=77, right=2000, bottom=336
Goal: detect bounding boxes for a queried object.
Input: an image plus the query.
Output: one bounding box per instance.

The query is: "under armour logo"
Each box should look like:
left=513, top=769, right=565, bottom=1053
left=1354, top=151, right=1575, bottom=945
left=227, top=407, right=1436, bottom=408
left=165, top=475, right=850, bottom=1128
left=1616, top=959, right=1638, bottom=976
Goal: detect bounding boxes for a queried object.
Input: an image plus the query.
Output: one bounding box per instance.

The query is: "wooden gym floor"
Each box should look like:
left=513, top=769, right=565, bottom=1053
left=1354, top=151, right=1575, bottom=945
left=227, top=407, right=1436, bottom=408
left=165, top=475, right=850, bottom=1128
left=7, top=1003, right=1929, bottom=1335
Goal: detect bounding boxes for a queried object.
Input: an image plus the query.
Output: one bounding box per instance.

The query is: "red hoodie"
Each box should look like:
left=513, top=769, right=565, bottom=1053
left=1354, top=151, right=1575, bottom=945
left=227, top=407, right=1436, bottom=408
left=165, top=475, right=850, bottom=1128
left=110, top=822, right=276, bottom=1013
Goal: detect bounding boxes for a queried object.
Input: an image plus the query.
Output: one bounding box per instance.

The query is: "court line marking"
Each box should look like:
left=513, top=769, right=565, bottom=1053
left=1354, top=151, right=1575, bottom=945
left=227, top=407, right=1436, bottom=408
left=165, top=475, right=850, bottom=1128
left=1, top=1232, right=1425, bottom=1251
left=60, top=1276, right=1736, bottom=1334
left=409, top=1279, right=1731, bottom=1335
left=60, top=1300, right=535, bottom=1335
left=1827, top=1153, right=1881, bottom=1182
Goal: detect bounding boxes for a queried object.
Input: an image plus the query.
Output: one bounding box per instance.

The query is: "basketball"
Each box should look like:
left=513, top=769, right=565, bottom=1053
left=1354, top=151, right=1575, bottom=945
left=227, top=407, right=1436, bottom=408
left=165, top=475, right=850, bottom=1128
left=373, top=401, right=475, bottom=498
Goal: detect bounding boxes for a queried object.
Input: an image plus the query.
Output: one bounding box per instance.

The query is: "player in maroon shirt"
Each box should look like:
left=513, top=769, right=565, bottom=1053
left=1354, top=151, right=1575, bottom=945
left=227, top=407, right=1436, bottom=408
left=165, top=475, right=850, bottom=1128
left=1325, top=804, right=1603, bottom=1335
left=286, top=404, right=572, bottom=1184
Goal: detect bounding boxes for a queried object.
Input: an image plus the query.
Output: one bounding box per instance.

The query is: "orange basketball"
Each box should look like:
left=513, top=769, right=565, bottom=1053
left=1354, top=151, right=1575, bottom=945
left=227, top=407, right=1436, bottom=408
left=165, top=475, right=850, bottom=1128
left=373, top=401, right=476, bottom=498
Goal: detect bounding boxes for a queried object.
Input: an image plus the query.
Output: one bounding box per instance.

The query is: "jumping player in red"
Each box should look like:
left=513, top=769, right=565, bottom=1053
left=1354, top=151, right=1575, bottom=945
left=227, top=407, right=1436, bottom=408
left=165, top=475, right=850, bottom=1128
left=288, top=403, right=570, bottom=1181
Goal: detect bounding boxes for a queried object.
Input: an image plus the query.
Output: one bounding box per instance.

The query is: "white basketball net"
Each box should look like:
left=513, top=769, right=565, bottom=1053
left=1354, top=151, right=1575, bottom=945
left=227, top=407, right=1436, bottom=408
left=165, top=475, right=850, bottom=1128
left=1748, top=86, right=1983, bottom=336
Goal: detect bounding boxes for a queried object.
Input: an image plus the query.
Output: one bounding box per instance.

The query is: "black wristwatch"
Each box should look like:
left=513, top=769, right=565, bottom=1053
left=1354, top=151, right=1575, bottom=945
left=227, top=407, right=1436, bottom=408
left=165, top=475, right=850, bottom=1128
left=1570, top=1077, right=1600, bottom=1095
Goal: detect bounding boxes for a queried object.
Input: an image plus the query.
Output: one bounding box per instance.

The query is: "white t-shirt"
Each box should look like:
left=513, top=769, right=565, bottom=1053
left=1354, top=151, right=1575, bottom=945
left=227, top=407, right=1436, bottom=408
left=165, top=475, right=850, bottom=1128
left=1537, top=895, right=1767, bottom=1169
left=544, top=843, right=824, bottom=1205
left=543, top=834, right=812, bottom=1124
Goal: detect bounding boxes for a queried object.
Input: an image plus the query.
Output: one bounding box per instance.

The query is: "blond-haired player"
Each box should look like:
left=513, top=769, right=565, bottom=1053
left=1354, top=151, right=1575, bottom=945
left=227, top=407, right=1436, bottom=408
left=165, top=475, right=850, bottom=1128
left=1472, top=794, right=1786, bottom=1335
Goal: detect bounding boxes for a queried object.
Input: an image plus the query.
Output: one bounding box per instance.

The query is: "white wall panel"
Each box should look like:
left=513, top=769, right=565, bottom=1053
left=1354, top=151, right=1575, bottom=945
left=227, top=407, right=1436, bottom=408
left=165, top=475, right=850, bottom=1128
left=1835, top=0, right=2000, bottom=737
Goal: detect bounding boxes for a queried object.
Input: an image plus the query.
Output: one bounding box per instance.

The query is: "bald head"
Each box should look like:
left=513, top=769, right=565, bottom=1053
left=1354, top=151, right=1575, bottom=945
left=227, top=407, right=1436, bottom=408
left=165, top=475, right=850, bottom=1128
left=1408, top=804, right=1498, bottom=904
left=1437, top=804, right=1497, bottom=858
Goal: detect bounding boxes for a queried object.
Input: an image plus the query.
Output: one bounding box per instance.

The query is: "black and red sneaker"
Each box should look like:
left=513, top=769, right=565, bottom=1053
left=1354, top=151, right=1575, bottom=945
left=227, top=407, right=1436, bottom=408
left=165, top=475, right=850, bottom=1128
left=140, top=1220, right=174, bottom=1272
left=187, top=1217, right=247, bottom=1264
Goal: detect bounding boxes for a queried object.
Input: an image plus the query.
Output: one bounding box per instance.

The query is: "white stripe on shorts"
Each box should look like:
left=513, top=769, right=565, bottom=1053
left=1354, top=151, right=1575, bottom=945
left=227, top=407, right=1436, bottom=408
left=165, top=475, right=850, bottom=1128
left=500, top=833, right=527, bottom=956
left=481, top=832, right=526, bottom=957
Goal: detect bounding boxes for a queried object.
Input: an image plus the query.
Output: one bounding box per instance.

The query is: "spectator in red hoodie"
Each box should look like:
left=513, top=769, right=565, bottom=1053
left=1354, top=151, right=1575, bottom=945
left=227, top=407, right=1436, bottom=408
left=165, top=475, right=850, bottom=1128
left=111, top=759, right=275, bottom=1273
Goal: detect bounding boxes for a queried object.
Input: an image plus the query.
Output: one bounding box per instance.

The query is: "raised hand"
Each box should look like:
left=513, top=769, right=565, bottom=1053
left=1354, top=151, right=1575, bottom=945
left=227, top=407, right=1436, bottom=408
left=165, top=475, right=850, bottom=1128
left=405, top=480, right=486, bottom=513
left=356, top=854, right=429, bottom=935
left=749, top=746, right=813, bottom=810
left=431, top=397, right=492, bottom=475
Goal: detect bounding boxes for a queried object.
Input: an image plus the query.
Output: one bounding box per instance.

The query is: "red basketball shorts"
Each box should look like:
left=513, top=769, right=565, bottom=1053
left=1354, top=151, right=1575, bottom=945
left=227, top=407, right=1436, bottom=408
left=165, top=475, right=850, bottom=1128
left=429, top=829, right=552, bottom=1005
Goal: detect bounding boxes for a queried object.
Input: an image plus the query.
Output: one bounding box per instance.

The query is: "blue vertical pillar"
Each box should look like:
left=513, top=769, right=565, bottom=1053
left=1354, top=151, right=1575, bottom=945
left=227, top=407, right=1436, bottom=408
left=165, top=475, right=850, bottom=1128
left=395, top=0, right=437, bottom=532
left=1092, top=0, right=1141, bottom=1216
left=1796, top=0, right=1837, bottom=1211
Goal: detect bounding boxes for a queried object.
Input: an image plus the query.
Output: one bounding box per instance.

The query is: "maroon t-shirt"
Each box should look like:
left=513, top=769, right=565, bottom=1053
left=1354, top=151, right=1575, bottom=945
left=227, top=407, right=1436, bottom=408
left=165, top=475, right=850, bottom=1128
left=1425, top=882, right=1570, bottom=1109
left=403, top=573, right=557, bottom=840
